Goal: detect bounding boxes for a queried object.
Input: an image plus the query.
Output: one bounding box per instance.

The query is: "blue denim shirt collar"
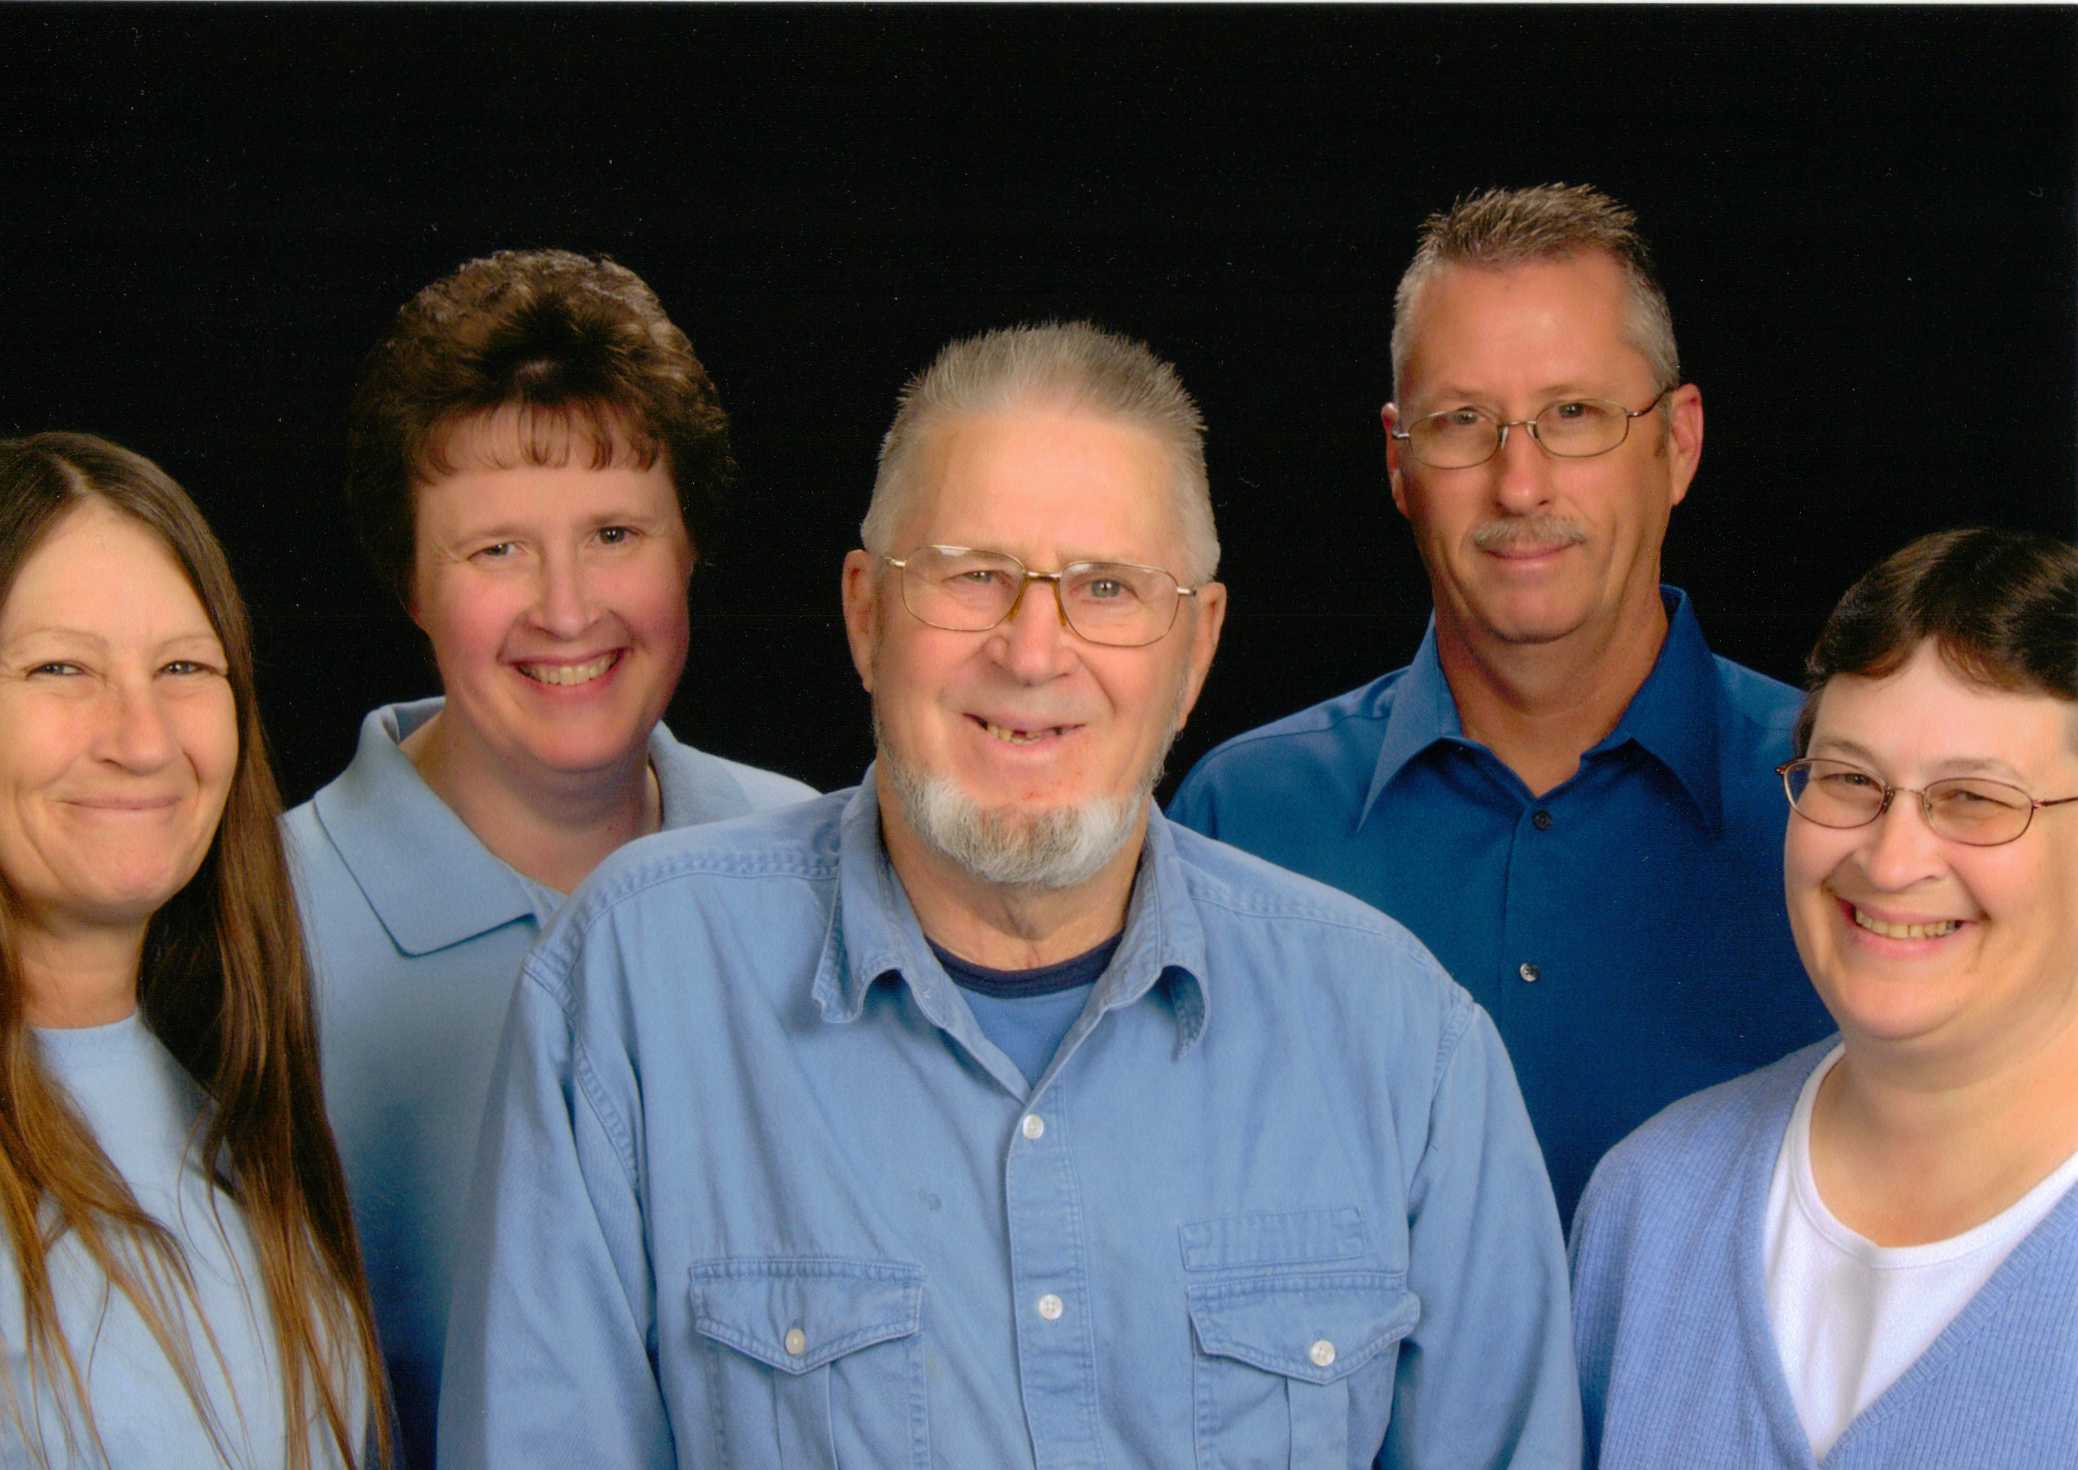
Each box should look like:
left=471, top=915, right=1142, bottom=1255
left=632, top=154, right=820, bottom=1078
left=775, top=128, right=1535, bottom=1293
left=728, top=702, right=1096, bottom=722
left=814, top=769, right=1211, bottom=1056
left=312, top=698, right=756, bottom=954
left=1359, top=587, right=1725, bottom=834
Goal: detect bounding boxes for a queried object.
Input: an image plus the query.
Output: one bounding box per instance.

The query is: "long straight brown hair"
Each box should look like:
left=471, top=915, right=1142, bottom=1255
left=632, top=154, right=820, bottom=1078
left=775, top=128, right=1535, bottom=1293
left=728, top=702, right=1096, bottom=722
left=0, top=433, right=391, bottom=1468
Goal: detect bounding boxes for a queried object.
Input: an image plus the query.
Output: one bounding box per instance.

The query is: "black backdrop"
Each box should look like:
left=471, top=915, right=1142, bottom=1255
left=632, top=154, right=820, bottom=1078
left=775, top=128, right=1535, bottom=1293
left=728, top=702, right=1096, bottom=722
left=9, top=6, right=2075, bottom=806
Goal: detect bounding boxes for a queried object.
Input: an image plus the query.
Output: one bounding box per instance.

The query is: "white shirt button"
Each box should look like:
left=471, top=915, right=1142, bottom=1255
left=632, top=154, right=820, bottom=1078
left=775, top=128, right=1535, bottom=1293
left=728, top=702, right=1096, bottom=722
left=1309, top=1338, right=1336, bottom=1368
left=1036, top=1293, right=1064, bottom=1321
left=784, top=1327, right=807, bottom=1357
left=1519, top=962, right=1541, bottom=984
left=1022, top=1114, right=1046, bottom=1141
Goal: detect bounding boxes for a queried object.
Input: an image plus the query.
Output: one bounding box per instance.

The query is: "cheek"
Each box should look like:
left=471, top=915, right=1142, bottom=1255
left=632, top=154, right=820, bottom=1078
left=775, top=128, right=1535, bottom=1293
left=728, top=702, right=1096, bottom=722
left=419, top=576, right=522, bottom=668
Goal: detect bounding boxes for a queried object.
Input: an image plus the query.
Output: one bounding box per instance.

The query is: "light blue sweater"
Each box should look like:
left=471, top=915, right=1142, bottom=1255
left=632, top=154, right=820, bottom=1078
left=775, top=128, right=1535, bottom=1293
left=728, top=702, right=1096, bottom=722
left=1571, top=1040, right=2078, bottom=1468
left=3, top=1014, right=363, bottom=1468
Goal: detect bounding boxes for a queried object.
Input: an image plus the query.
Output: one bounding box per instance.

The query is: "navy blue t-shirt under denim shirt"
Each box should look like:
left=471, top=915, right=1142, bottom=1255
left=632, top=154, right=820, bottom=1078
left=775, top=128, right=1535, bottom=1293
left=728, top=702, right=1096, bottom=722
left=1170, top=589, right=1834, bottom=1224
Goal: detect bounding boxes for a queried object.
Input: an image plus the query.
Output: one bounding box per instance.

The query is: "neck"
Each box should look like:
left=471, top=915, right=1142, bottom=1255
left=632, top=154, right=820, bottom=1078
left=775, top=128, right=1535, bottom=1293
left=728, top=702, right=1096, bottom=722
left=17, top=926, right=143, bottom=1028
left=1433, top=591, right=1669, bottom=797
left=405, top=710, right=661, bottom=893
left=879, top=798, right=1145, bottom=971
left=1812, top=1011, right=2078, bottom=1245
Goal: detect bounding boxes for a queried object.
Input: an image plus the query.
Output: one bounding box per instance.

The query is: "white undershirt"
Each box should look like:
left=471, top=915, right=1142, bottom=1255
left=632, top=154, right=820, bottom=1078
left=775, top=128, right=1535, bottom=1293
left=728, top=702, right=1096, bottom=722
left=1764, top=1044, right=2078, bottom=1459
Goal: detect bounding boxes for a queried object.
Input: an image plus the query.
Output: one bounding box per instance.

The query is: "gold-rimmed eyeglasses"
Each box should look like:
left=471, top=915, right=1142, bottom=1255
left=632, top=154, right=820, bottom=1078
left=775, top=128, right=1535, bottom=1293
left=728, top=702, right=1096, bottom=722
left=1777, top=757, right=2078, bottom=847
left=1391, top=390, right=1671, bottom=470
left=882, top=545, right=1203, bottom=648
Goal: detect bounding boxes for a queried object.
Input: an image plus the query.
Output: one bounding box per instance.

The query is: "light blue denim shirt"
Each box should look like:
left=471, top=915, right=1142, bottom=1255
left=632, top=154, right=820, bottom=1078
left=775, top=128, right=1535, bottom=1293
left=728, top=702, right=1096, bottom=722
left=283, top=697, right=815, bottom=1465
left=440, top=774, right=1580, bottom=1469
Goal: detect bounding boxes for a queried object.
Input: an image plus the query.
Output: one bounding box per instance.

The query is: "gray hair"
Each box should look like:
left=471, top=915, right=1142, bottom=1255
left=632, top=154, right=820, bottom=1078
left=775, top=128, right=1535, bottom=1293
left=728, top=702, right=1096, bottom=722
left=1390, top=183, right=1681, bottom=403
left=860, top=321, right=1220, bottom=584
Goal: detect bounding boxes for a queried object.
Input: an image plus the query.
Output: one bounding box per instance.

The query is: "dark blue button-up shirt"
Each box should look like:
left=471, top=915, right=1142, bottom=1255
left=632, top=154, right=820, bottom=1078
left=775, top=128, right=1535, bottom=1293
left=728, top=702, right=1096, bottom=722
left=1170, top=590, right=1834, bottom=1223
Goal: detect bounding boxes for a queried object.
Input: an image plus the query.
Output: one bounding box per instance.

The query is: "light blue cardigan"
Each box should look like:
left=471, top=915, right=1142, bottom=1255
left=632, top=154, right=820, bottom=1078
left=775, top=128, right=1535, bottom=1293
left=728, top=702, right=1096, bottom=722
left=1571, top=1040, right=2078, bottom=1468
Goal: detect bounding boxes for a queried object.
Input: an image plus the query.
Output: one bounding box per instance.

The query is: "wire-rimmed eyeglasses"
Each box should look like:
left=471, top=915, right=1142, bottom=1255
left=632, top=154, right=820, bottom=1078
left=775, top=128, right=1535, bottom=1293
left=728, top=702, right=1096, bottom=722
left=882, top=545, right=1203, bottom=648
left=1390, top=390, right=1671, bottom=469
left=1777, top=757, right=2078, bottom=847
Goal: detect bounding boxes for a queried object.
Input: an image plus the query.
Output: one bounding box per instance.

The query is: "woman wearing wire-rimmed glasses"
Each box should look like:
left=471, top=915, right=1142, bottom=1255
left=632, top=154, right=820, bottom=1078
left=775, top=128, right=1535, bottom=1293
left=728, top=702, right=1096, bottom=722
left=1571, top=527, right=2078, bottom=1468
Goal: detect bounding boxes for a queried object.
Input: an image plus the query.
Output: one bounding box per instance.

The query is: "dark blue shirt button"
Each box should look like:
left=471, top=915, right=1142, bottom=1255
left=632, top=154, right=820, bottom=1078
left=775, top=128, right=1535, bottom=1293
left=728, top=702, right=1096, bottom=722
left=1531, top=809, right=1554, bottom=831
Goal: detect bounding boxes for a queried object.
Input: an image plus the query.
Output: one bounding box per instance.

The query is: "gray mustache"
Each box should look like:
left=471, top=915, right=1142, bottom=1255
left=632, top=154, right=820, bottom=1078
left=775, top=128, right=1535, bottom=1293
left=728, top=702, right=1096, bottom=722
left=1471, top=516, right=1588, bottom=552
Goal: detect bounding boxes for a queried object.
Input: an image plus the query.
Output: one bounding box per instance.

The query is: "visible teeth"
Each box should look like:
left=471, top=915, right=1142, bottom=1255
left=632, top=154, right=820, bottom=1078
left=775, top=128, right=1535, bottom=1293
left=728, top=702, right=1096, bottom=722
left=520, top=653, right=617, bottom=686
left=985, top=721, right=1049, bottom=744
left=1853, top=908, right=1960, bottom=940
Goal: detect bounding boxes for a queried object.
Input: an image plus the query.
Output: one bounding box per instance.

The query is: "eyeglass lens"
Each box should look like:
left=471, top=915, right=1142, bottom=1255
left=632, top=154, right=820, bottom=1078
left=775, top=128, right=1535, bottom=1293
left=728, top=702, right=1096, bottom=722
left=1409, top=400, right=1635, bottom=468
left=899, top=546, right=1180, bottom=646
left=1783, top=759, right=2035, bottom=844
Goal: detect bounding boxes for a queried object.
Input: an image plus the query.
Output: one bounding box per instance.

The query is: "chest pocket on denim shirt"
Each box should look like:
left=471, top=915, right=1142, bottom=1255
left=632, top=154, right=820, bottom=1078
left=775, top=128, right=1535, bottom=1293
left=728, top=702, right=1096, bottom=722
left=1182, top=1209, right=1421, bottom=1470
left=689, top=1257, right=928, bottom=1470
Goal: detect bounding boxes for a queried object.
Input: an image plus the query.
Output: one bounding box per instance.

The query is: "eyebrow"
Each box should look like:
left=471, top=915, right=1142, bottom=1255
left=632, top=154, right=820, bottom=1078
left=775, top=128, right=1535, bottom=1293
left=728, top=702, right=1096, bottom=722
left=1410, top=382, right=1613, bottom=410
left=2, top=625, right=223, bottom=652
left=1806, top=736, right=2030, bottom=784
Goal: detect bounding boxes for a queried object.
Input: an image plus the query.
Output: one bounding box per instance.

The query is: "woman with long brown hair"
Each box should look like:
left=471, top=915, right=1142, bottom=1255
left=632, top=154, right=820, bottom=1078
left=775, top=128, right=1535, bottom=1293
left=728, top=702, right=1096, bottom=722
left=0, top=433, right=389, bottom=1467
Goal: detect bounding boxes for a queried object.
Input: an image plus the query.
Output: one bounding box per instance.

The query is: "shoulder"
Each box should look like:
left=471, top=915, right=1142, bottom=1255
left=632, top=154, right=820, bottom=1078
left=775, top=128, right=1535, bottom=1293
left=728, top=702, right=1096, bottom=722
left=651, top=723, right=817, bottom=825
left=1162, top=819, right=1471, bottom=1028
left=1704, top=645, right=1803, bottom=754
left=532, top=790, right=848, bottom=974
left=1172, top=670, right=1408, bottom=817
left=1188, top=670, right=1407, bottom=770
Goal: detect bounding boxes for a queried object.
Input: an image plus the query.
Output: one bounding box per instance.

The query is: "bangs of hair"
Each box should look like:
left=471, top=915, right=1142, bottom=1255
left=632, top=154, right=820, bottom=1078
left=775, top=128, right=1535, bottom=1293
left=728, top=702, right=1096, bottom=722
left=411, top=399, right=666, bottom=485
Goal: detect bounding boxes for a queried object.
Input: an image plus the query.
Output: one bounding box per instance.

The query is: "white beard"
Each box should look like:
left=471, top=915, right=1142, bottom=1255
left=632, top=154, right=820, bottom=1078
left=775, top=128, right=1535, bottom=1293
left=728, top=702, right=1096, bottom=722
left=873, top=716, right=1164, bottom=892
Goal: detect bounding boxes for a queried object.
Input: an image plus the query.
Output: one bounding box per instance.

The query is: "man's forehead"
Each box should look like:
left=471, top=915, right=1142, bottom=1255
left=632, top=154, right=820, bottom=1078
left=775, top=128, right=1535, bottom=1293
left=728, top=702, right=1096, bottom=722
left=1399, top=254, right=1647, bottom=398
left=900, top=407, right=1180, bottom=550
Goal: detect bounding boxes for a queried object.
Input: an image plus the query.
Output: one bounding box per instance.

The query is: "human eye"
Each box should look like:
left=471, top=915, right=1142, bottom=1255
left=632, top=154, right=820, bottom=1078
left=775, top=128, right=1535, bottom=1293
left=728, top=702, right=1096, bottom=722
left=595, top=525, right=637, bottom=547
left=1930, top=780, right=2026, bottom=813
left=470, top=541, right=520, bottom=562
left=160, top=658, right=224, bottom=678
left=1436, top=407, right=1487, bottom=429
left=26, top=661, right=83, bottom=678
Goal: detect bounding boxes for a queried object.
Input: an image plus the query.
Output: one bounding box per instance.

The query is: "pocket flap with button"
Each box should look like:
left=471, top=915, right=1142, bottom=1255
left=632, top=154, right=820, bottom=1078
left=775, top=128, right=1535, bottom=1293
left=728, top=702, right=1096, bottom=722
left=1187, top=1271, right=1420, bottom=1384
left=690, top=1257, right=924, bottom=1376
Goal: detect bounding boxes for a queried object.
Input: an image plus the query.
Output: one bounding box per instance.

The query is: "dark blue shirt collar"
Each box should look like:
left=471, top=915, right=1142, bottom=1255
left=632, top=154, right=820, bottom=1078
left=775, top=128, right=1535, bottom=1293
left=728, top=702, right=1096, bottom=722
left=1359, top=588, right=1726, bottom=835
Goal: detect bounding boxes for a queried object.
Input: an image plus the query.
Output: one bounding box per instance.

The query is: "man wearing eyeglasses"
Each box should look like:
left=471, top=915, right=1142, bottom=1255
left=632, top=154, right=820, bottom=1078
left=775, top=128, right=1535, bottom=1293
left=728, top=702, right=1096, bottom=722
left=441, top=321, right=1580, bottom=1467
left=1171, top=184, right=1833, bottom=1226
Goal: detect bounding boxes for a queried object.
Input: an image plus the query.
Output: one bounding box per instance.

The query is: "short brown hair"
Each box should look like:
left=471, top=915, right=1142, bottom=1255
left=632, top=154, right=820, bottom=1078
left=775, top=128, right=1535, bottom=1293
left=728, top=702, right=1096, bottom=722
left=1794, top=527, right=2078, bottom=753
left=1391, top=183, right=1680, bottom=401
left=345, top=249, right=735, bottom=604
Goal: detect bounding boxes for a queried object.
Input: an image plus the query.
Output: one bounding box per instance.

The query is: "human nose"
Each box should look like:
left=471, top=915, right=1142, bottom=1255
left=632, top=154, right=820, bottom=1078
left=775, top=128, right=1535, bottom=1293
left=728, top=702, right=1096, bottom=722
left=1859, top=787, right=1946, bottom=889
left=99, top=678, right=177, bottom=772
left=989, top=573, right=1073, bottom=679
left=1491, top=418, right=1555, bottom=513
left=531, top=545, right=596, bottom=638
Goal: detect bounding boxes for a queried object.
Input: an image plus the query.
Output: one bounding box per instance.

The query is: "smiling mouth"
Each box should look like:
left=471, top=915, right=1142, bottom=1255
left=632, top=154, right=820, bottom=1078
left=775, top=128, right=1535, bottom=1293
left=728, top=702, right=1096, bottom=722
left=518, top=652, right=621, bottom=687
left=1851, top=905, right=1962, bottom=940
left=976, top=717, right=1069, bottom=745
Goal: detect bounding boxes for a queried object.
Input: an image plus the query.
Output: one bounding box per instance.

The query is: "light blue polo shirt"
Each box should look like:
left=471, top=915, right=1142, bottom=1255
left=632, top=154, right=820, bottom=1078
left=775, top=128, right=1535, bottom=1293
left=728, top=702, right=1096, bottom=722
left=283, top=697, right=813, bottom=1465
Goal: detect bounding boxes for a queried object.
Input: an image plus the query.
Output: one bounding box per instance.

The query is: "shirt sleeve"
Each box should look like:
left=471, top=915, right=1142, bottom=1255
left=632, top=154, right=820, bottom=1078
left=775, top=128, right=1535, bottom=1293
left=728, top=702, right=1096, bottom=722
left=1381, top=999, right=1583, bottom=1469
left=438, top=956, right=673, bottom=1469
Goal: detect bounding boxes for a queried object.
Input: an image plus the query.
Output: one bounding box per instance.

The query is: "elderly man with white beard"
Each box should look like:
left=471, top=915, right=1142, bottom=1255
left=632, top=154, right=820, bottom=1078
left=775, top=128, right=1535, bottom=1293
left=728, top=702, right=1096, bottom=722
left=439, top=321, right=1580, bottom=1469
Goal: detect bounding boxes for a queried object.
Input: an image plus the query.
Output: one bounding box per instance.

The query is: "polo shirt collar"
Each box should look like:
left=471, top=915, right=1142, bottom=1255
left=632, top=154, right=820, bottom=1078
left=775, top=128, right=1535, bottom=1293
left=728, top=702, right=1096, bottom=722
left=814, top=768, right=1210, bottom=1051
left=1357, top=587, right=1725, bottom=834
left=311, top=698, right=719, bottom=955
